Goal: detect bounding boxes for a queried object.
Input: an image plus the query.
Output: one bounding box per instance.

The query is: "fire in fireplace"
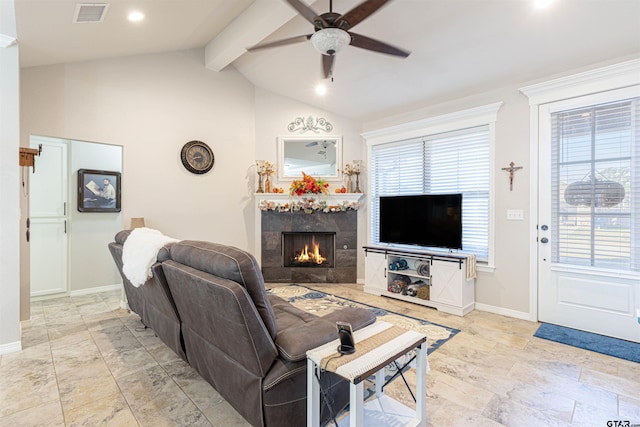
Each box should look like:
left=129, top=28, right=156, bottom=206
left=294, top=238, right=326, bottom=265
left=282, top=232, right=335, bottom=268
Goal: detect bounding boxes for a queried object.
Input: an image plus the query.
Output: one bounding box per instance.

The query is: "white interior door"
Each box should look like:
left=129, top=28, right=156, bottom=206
left=538, top=87, right=640, bottom=343
left=29, top=137, right=68, bottom=297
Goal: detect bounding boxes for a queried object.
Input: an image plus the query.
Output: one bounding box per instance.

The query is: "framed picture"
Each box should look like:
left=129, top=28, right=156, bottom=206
left=77, top=169, right=121, bottom=212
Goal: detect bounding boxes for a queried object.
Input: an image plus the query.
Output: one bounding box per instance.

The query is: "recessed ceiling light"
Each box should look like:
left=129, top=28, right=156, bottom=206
left=128, top=11, right=145, bottom=22
left=534, top=0, right=553, bottom=9
left=315, top=84, right=327, bottom=96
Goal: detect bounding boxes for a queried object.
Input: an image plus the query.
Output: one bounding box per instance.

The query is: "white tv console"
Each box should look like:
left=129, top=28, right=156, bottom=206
left=363, top=245, right=475, bottom=316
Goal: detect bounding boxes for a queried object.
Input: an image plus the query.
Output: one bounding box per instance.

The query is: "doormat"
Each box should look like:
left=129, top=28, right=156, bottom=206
left=267, top=284, right=460, bottom=355
left=534, top=323, right=640, bottom=364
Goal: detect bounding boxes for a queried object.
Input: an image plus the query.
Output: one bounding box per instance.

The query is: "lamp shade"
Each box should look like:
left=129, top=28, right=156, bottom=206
left=310, top=28, right=351, bottom=55
left=130, top=217, right=146, bottom=229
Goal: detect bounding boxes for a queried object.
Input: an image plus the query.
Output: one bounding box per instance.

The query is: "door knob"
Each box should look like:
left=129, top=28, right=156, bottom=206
left=540, top=237, right=549, bottom=244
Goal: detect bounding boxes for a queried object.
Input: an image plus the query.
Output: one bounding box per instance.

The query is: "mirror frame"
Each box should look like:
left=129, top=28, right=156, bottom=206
left=277, top=135, right=342, bottom=181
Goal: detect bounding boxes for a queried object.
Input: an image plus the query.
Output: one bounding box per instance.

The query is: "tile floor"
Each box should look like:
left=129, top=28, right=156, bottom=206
left=1, top=283, right=639, bottom=427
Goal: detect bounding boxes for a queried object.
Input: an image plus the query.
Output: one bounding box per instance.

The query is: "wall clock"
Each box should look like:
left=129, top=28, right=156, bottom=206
left=180, top=140, right=214, bottom=174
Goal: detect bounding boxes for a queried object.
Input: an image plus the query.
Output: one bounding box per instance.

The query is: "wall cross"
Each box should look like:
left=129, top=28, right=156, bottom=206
left=501, top=161, right=523, bottom=191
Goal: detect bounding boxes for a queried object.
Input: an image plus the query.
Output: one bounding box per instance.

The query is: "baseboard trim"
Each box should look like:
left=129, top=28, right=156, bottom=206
left=0, top=340, right=22, bottom=355
left=474, top=302, right=532, bottom=321
left=70, top=283, right=121, bottom=297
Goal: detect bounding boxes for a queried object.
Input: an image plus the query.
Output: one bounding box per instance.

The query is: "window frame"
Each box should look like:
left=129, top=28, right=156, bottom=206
left=362, top=102, right=503, bottom=269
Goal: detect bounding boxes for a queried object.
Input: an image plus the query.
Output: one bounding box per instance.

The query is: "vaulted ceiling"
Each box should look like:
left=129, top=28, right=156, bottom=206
left=15, top=0, right=640, bottom=121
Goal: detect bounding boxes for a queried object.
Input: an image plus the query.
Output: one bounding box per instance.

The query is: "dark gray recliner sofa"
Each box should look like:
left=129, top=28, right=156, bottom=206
left=108, top=229, right=186, bottom=361
left=109, top=234, right=376, bottom=426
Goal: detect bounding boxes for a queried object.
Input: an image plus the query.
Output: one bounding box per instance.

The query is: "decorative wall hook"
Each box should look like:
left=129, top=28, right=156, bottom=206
left=501, top=161, right=523, bottom=191
left=287, top=116, right=333, bottom=133
left=19, top=144, right=42, bottom=173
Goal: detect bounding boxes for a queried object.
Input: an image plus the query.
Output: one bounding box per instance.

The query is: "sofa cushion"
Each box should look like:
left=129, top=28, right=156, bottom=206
left=268, top=294, right=376, bottom=362
left=169, top=240, right=278, bottom=339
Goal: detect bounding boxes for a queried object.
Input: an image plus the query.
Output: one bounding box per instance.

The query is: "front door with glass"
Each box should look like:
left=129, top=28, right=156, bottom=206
left=538, top=87, right=640, bottom=343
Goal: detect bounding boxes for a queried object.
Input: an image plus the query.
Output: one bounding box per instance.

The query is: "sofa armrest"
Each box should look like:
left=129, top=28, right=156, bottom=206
left=274, top=318, right=339, bottom=362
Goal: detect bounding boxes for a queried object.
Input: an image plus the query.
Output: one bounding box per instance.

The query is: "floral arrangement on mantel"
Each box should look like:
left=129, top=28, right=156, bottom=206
left=255, top=160, right=276, bottom=193
left=290, top=172, right=329, bottom=196
left=341, top=161, right=361, bottom=176
left=340, top=161, right=362, bottom=193
left=259, top=197, right=358, bottom=214
left=256, top=160, right=275, bottom=176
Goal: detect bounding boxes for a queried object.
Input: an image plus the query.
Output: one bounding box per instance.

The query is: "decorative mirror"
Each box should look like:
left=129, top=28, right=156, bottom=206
left=278, top=136, right=342, bottom=180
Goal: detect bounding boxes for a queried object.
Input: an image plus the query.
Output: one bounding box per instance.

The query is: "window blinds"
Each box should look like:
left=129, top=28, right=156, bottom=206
left=370, top=125, right=490, bottom=261
left=551, top=97, right=640, bottom=272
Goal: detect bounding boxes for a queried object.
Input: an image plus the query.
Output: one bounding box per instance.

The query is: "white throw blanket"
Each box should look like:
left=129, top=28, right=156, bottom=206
left=122, top=227, right=179, bottom=287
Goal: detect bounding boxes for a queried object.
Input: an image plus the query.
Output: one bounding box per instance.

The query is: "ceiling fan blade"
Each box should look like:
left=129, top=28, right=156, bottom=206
left=322, top=54, right=335, bottom=79
left=284, top=0, right=327, bottom=27
left=335, top=0, right=391, bottom=30
left=349, top=32, right=410, bottom=57
left=306, top=141, right=319, bottom=147
left=247, top=34, right=311, bottom=51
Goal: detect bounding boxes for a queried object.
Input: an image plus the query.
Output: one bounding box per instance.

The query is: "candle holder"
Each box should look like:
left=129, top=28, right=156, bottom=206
left=354, top=172, right=362, bottom=193
left=256, top=172, right=264, bottom=193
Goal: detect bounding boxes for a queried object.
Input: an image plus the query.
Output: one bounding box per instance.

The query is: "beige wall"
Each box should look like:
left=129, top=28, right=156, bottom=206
left=19, top=49, right=366, bottom=299
left=16, top=42, right=631, bottom=322
left=253, top=88, right=366, bottom=276
left=19, top=49, right=258, bottom=302
left=21, top=49, right=256, bottom=249
left=363, top=87, right=533, bottom=316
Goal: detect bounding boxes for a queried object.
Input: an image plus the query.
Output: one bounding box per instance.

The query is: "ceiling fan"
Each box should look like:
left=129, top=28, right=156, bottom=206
left=247, top=0, right=410, bottom=79
left=305, top=140, right=335, bottom=148
left=306, top=140, right=334, bottom=158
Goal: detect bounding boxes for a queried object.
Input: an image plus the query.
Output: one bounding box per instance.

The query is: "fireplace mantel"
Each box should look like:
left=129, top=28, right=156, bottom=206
left=254, top=193, right=363, bottom=206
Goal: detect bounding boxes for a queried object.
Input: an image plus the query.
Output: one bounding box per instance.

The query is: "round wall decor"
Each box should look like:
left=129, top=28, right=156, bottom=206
left=180, top=140, right=214, bottom=174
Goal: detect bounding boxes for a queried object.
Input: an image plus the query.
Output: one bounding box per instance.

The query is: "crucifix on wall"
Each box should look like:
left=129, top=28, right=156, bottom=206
left=501, top=161, right=523, bottom=191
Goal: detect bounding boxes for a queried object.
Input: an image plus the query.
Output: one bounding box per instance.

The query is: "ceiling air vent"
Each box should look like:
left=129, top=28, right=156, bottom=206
left=73, top=3, right=109, bottom=23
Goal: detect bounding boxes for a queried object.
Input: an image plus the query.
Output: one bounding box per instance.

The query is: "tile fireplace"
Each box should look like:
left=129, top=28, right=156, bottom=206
left=261, top=210, right=357, bottom=283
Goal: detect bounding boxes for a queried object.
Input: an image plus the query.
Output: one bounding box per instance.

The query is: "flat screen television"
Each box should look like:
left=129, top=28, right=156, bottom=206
left=379, top=194, right=463, bottom=250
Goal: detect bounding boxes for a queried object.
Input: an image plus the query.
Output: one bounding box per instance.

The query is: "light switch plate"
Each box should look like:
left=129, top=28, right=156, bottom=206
left=507, top=209, right=524, bottom=220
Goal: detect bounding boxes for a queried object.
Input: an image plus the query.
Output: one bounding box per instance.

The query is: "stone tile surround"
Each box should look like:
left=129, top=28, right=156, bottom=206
left=261, top=210, right=357, bottom=283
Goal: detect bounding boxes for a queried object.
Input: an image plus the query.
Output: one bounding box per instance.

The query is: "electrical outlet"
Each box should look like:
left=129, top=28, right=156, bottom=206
left=506, top=209, right=524, bottom=220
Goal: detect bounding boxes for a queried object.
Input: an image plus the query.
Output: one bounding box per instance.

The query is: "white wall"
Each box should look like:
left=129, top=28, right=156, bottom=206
left=21, top=49, right=256, bottom=252
left=0, top=0, right=22, bottom=353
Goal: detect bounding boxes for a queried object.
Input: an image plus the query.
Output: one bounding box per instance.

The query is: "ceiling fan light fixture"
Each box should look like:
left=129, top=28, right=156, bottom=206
left=310, top=28, right=351, bottom=56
